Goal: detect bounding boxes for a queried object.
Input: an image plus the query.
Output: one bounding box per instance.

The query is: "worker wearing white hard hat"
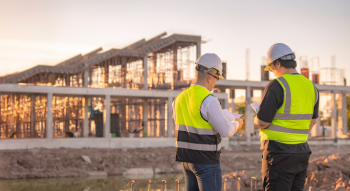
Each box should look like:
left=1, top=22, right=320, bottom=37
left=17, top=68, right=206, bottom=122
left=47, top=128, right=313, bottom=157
left=264, top=43, right=296, bottom=72
left=254, top=43, right=320, bottom=190
left=173, top=53, right=243, bottom=191
left=195, top=53, right=225, bottom=79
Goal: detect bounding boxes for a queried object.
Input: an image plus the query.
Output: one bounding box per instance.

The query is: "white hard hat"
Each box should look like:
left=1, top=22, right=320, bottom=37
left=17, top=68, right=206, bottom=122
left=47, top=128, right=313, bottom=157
left=195, top=53, right=224, bottom=79
left=265, top=43, right=295, bottom=71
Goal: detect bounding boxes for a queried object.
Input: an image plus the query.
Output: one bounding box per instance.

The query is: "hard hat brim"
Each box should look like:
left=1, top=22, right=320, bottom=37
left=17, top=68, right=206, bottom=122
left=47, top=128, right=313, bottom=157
left=264, top=64, right=271, bottom=71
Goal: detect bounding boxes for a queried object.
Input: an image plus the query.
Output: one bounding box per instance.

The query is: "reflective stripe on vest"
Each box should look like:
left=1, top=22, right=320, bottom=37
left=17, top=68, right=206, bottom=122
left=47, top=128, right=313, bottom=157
left=177, top=124, right=218, bottom=135
left=177, top=141, right=221, bottom=151
left=260, top=74, right=317, bottom=144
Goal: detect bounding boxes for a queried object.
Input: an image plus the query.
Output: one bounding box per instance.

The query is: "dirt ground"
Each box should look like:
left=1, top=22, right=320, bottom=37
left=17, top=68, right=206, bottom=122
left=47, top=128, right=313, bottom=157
left=0, top=145, right=349, bottom=190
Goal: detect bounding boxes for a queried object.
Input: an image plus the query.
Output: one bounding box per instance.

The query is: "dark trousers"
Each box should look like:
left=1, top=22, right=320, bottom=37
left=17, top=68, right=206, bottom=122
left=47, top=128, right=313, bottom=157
left=261, top=150, right=311, bottom=191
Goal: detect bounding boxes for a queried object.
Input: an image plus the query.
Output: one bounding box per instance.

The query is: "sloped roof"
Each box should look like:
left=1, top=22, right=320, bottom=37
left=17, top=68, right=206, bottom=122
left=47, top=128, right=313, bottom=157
left=0, top=32, right=201, bottom=84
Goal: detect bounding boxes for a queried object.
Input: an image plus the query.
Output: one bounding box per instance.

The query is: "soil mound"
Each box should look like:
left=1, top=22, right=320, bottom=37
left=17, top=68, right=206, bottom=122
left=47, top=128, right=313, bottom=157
left=306, top=153, right=350, bottom=191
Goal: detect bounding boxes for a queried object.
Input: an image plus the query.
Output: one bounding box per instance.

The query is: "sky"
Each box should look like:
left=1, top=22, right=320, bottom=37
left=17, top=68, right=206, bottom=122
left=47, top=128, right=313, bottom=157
left=0, top=0, right=350, bottom=84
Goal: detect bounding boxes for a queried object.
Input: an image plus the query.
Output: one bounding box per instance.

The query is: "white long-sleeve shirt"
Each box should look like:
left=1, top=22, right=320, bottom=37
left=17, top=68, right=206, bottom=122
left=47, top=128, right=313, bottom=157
left=172, top=84, right=239, bottom=137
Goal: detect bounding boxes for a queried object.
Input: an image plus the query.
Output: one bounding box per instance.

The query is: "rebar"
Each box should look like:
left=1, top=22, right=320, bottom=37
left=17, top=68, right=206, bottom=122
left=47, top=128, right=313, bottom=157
left=127, top=180, right=135, bottom=191
left=161, top=180, right=166, bottom=191
left=237, top=177, right=241, bottom=191
left=148, top=180, right=151, bottom=191
left=223, top=178, right=227, bottom=191
left=251, top=177, right=257, bottom=191
left=175, top=179, right=180, bottom=191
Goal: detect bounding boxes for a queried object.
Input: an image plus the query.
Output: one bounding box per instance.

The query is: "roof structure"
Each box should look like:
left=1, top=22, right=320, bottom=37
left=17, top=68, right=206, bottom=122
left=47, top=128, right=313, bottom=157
left=0, top=32, right=201, bottom=84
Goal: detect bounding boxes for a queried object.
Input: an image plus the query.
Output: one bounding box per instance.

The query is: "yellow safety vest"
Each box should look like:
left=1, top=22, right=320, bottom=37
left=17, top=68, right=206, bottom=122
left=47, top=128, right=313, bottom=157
left=260, top=74, right=318, bottom=144
left=174, top=84, right=221, bottom=163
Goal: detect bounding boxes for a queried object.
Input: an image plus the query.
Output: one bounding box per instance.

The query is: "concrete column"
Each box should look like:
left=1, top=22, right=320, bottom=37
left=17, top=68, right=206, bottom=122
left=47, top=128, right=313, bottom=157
left=314, top=93, right=322, bottom=137
left=83, top=97, right=89, bottom=137
left=167, top=97, right=174, bottom=137
left=103, top=95, right=111, bottom=138
left=30, top=94, right=36, bottom=138
left=228, top=89, right=236, bottom=113
left=312, top=110, right=321, bottom=137
left=143, top=56, right=148, bottom=90
left=196, top=42, right=201, bottom=59
left=245, top=86, right=252, bottom=146
left=142, top=99, right=148, bottom=137
left=83, top=69, right=89, bottom=87
left=46, top=93, right=53, bottom=139
left=337, top=93, right=348, bottom=135
left=331, top=92, right=338, bottom=140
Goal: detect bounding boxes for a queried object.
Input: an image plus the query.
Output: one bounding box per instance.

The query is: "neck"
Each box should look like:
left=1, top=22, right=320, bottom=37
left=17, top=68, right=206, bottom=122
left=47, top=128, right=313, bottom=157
left=195, top=80, right=210, bottom=90
left=278, top=68, right=298, bottom=77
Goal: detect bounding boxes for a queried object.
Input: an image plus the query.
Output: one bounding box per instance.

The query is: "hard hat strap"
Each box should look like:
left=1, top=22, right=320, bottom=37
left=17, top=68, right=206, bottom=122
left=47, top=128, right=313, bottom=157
left=195, top=65, right=220, bottom=76
left=280, top=54, right=295, bottom=60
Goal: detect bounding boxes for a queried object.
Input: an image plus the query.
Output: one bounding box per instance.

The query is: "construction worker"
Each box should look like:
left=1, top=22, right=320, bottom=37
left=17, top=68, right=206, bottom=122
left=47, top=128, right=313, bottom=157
left=173, top=53, right=243, bottom=191
left=254, top=43, right=319, bottom=191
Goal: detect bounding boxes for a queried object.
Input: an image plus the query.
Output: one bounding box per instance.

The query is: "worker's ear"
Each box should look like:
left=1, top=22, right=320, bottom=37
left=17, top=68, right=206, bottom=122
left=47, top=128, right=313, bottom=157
left=276, top=60, right=281, bottom=68
left=207, top=74, right=212, bottom=83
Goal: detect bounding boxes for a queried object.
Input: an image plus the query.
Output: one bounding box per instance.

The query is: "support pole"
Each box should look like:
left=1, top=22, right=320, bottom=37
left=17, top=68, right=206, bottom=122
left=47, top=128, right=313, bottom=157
left=338, top=93, right=348, bottom=135
left=143, top=56, right=148, bottom=90
left=46, top=93, right=53, bottom=139
left=331, top=92, right=337, bottom=140
left=245, top=86, right=252, bottom=146
left=223, top=98, right=228, bottom=110
left=104, top=95, right=111, bottom=138
left=172, top=44, right=178, bottom=90
left=313, top=110, right=321, bottom=137
left=196, top=41, right=201, bottom=59
left=83, top=97, right=89, bottom=137
left=167, top=97, right=174, bottom=137
left=30, top=94, right=36, bottom=138
left=314, top=92, right=322, bottom=137
left=121, top=57, right=127, bottom=88
left=143, top=99, right=148, bottom=137
left=83, top=67, right=89, bottom=87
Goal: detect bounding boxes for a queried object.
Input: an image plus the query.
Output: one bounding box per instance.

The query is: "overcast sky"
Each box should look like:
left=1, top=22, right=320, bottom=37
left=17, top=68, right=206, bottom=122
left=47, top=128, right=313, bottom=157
left=1, top=0, right=349, bottom=84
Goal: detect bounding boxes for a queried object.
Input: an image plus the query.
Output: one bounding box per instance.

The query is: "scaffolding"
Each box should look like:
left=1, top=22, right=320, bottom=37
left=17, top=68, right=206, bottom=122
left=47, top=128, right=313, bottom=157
left=0, top=32, right=201, bottom=139
left=0, top=94, right=46, bottom=138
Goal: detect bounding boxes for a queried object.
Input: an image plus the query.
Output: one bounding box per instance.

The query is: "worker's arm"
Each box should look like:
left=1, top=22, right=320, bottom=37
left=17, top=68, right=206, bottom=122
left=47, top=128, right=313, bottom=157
left=308, top=118, right=317, bottom=134
left=254, top=116, right=270, bottom=129
left=254, top=80, right=281, bottom=129
left=202, top=96, right=243, bottom=137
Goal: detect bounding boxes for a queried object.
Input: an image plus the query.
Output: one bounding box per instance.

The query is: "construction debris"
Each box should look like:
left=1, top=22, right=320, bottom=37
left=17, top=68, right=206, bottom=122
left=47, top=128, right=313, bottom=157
left=81, top=155, right=91, bottom=164
left=305, top=153, right=350, bottom=190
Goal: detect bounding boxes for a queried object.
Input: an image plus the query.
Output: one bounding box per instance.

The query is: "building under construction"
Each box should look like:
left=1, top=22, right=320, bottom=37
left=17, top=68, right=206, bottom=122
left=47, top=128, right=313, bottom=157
left=0, top=32, right=207, bottom=139
left=0, top=32, right=349, bottom=150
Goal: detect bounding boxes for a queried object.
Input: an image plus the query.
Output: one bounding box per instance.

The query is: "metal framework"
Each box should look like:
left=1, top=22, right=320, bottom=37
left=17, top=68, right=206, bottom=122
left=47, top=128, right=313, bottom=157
left=0, top=32, right=201, bottom=139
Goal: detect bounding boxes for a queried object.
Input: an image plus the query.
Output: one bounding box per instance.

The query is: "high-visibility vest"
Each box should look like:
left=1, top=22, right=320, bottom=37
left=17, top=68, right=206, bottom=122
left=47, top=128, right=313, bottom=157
left=260, top=74, right=318, bottom=144
left=174, top=84, right=222, bottom=164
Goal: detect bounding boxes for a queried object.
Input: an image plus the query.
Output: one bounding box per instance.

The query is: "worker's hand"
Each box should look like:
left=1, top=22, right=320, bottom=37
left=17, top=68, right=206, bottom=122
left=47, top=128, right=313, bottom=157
left=234, top=118, right=243, bottom=131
